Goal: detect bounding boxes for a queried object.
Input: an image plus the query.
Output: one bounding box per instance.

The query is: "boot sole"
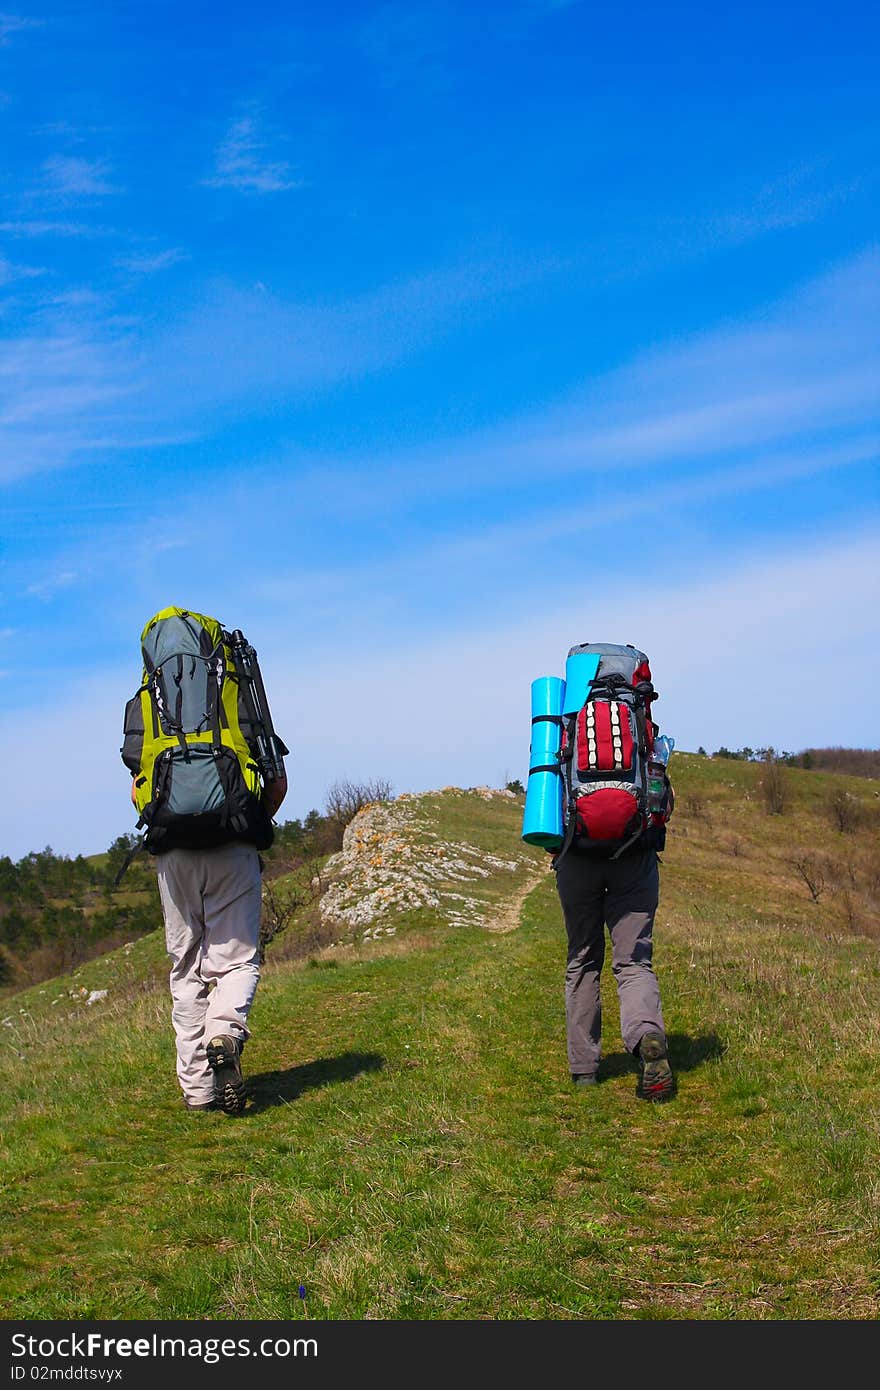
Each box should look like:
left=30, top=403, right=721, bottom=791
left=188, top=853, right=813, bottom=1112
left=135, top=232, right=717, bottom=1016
left=207, top=1038, right=247, bottom=1114
left=638, top=1059, right=675, bottom=1101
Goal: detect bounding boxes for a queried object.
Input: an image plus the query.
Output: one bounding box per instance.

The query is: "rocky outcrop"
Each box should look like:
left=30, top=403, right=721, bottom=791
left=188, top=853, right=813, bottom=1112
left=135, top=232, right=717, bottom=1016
left=318, top=789, right=535, bottom=939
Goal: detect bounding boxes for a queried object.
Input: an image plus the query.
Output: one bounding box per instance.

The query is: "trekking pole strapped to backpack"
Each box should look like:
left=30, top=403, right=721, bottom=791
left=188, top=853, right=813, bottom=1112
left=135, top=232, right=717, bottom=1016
left=224, top=629, right=288, bottom=785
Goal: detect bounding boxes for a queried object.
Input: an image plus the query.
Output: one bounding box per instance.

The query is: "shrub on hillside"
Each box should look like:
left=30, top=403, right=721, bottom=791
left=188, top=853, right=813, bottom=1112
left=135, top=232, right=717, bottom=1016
left=683, top=791, right=708, bottom=820
left=792, top=853, right=827, bottom=903
left=836, top=889, right=862, bottom=935
left=0, top=944, right=15, bottom=986
left=759, top=752, right=788, bottom=815
left=828, top=789, right=862, bottom=833
left=325, top=779, right=394, bottom=835
left=259, top=875, right=306, bottom=961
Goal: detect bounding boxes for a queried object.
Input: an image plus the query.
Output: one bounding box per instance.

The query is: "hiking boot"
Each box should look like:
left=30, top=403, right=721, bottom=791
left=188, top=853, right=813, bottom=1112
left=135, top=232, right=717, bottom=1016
left=206, top=1035, right=247, bottom=1114
left=637, top=1031, right=675, bottom=1101
left=183, top=1096, right=217, bottom=1113
left=572, top=1073, right=598, bottom=1088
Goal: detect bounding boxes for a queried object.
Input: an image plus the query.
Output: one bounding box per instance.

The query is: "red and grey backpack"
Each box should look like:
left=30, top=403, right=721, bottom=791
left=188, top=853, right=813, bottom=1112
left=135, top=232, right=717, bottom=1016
left=558, top=642, right=673, bottom=860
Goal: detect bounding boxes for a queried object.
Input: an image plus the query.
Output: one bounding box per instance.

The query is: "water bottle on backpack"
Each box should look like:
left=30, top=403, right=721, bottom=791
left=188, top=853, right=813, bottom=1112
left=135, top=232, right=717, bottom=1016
left=647, top=735, right=674, bottom=816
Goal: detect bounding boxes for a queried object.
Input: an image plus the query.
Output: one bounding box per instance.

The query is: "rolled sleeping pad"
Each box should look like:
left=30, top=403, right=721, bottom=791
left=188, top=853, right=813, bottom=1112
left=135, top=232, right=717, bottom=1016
left=522, top=675, right=566, bottom=847
left=562, top=650, right=601, bottom=715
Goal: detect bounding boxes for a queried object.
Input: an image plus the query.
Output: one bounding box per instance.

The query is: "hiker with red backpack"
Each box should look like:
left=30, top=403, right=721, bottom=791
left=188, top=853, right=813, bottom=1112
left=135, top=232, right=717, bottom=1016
left=523, top=643, right=675, bottom=1101
left=121, top=608, right=288, bottom=1114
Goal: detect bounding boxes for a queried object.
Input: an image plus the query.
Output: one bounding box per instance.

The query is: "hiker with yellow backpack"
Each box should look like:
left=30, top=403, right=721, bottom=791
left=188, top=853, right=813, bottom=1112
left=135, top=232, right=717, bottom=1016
left=121, top=608, right=288, bottom=1114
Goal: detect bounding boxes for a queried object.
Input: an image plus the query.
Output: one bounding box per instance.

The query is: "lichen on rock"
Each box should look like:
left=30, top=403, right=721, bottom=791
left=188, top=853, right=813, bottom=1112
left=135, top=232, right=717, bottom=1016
left=318, top=791, right=533, bottom=938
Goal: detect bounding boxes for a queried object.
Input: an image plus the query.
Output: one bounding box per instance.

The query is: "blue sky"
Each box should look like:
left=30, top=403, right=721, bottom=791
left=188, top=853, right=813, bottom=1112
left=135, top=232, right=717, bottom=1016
left=1, top=0, right=878, bottom=858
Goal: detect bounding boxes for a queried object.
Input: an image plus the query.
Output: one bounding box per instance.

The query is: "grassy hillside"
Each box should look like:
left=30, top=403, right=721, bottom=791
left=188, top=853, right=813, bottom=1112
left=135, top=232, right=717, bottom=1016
left=0, top=805, right=349, bottom=998
left=0, top=843, right=161, bottom=998
left=1, top=762, right=879, bottom=1320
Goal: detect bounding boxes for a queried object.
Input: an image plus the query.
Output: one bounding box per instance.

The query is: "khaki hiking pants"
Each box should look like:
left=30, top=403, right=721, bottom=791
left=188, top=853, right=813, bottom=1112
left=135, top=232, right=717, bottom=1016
left=555, top=846, right=665, bottom=1078
left=155, top=842, right=262, bottom=1105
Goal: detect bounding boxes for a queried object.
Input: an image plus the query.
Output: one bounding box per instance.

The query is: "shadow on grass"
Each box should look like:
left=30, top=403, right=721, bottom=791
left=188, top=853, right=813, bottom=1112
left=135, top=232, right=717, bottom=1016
left=244, top=1050, right=385, bottom=1112
left=596, top=1031, right=725, bottom=1082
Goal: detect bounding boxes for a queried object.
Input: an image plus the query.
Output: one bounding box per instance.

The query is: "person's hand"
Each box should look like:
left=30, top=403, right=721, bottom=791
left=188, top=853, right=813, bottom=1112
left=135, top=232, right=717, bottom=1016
left=263, top=770, right=288, bottom=819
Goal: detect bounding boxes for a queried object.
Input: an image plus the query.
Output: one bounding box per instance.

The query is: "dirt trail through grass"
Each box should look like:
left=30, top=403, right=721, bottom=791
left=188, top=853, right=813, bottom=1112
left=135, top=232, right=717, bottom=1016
left=488, top=860, right=552, bottom=934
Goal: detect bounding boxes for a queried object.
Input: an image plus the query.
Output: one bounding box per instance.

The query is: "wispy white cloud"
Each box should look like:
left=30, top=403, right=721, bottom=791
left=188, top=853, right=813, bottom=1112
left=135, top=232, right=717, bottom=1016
left=0, top=255, right=45, bottom=285
left=25, top=570, right=79, bottom=600
left=153, top=249, right=571, bottom=409
left=382, top=246, right=880, bottom=490
left=0, top=219, right=112, bottom=238
left=0, top=334, right=133, bottom=426
left=115, top=248, right=187, bottom=275
left=38, top=156, right=117, bottom=200
left=0, top=13, right=42, bottom=46
left=44, top=288, right=106, bottom=308
left=254, top=435, right=880, bottom=608
left=226, top=246, right=879, bottom=531
left=526, top=372, right=879, bottom=474
left=3, top=226, right=870, bottom=503
left=31, top=120, right=114, bottom=139
left=596, top=157, right=875, bottom=288
left=312, top=249, right=880, bottom=474
left=1, top=238, right=875, bottom=666
left=705, top=159, right=868, bottom=246
left=0, top=317, right=145, bottom=483
left=1, top=246, right=558, bottom=483
left=4, top=246, right=875, bottom=618
left=204, top=114, right=299, bottom=194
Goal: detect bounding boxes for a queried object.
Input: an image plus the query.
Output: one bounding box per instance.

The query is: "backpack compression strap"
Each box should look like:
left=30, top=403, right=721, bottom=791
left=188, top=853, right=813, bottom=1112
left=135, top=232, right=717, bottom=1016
left=552, top=712, right=581, bottom=869
left=608, top=689, right=652, bottom=861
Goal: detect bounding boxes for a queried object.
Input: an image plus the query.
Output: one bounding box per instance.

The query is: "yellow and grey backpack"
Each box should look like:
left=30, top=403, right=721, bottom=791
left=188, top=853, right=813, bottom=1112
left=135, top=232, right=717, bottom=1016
left=121, top=607, right=280, bottom=853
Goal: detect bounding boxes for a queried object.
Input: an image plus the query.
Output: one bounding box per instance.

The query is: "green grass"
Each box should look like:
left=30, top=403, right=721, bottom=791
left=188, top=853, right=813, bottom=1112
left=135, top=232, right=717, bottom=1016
left=2, top=769, right=879, bottom=1319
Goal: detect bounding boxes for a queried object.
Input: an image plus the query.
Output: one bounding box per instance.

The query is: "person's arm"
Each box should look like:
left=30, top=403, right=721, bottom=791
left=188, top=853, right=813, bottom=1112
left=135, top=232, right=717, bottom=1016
left=131, top=776, right=138, bottom=807
left=262, top=769, right=288, bottom=819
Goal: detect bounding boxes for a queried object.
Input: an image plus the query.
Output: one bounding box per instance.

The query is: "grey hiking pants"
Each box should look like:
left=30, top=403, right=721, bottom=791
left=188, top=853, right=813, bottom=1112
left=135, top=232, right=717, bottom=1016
left=554, top=846, right=665, bottom=1077
left=155, top=842, right=262, bottom=1105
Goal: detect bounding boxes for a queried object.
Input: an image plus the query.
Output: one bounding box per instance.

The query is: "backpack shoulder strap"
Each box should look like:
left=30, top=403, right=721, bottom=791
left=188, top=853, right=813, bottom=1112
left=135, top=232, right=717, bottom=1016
left=553, top=665, right=598, bottom=867
left=552, top=792, right=579, bottom=868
